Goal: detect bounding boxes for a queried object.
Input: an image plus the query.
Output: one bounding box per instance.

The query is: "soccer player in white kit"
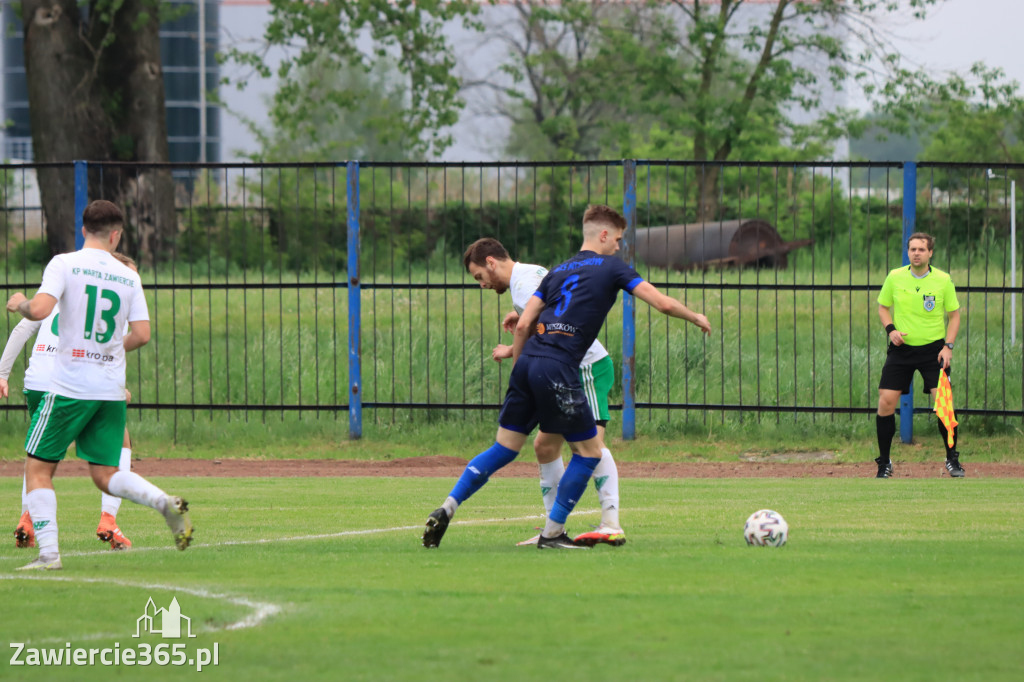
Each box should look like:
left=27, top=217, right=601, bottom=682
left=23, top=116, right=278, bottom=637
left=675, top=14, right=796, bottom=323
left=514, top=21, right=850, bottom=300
left=2, top=252, right=139, bottom=550
left=6, top=200, right=192, bottom=570
left=463, top=238, right=625, bottom=546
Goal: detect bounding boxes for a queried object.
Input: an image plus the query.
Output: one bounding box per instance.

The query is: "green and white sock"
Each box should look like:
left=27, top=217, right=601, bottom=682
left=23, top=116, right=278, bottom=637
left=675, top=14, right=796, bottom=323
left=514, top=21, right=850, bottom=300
left=26, top=488, right=58, bottom=556
left=538, top=458, right=565, bottom=514
left=593, top=448, right=620, bottom=528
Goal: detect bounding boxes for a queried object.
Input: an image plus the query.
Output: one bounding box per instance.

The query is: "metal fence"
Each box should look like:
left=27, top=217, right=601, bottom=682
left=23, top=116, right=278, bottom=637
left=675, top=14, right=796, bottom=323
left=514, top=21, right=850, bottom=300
left=0, top=160, right=1021, bottom=441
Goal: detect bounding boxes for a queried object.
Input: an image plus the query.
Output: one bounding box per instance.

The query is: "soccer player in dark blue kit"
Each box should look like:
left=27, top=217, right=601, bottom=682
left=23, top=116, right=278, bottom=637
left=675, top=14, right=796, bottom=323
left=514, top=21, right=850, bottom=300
left=422, top=205, right=711, bottom=549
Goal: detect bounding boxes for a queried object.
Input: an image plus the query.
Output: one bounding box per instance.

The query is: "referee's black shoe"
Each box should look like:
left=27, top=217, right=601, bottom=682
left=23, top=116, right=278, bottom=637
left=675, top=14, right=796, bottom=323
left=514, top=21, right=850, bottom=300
left=874, top=457, right=893, bottom=479
left=945, top=453, right=966, bottom=478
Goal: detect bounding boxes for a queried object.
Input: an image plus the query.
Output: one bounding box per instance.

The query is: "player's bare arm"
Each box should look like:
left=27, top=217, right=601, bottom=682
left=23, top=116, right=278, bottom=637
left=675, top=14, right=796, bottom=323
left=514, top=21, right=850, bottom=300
left=6, top=292, right=57, bottom=322
left=492, top=344, right=513, bottom=362
left=630, top=282, right=711, bottom=334
left=0, top=318, right=41, bottom=398
left=939, top=309, right=960, bottom=368
left=878, top=304, right=908, bottom=346
left=123, top=320, right=151, bottom=352
left=512, top=295, right=545, bottom=364
left=493, top=311, right=520, bottom=361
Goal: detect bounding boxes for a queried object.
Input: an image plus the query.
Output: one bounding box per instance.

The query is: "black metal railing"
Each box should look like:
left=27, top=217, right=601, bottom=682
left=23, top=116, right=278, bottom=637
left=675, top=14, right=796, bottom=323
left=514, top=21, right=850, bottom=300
left=0, top=160, right=1019, bottom=441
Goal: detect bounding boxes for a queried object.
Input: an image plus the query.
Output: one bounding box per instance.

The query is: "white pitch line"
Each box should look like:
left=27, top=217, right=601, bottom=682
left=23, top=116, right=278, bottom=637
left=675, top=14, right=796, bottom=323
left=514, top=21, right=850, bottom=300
left=0, top=574, right=282, bottom=644
left=0, top=510, right=600, bottom=561
left=0, top=509, right=609, bottom=646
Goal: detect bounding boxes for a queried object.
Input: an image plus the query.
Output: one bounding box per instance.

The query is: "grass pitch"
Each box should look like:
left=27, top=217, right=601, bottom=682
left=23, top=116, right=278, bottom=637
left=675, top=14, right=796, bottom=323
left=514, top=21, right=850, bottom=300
left=1, top=475, right=1022, bottom=681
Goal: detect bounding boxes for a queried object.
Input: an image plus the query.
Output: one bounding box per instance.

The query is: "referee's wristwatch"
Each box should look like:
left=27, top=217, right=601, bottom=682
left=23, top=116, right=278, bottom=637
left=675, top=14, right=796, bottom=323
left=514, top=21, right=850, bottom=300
left=945, top=342, right=954, bottom=350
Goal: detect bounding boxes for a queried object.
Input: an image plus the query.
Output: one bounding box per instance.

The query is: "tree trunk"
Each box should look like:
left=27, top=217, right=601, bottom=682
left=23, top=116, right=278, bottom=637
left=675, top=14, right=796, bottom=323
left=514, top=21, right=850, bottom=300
left=22, top=0, right=174, bottom=262
left=696, top=165, right=721, bottom=222
left=103, top=1, right=176, bottom=263
left=23, top=1, right=108, bottom=254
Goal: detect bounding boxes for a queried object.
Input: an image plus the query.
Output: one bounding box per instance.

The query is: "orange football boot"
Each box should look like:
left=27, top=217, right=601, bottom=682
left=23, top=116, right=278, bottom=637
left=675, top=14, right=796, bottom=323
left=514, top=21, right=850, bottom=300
left=14, top=511, right=35, bottom=548
left=96, top=512, right=132, bottom=550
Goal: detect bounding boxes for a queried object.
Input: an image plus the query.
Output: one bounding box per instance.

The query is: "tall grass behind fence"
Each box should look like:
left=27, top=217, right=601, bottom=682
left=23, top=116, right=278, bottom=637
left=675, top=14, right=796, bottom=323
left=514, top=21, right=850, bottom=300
left=629, top=161, right=1022, bottom=427
left=0, top=160, right=1020, bottom=443
left=359, top=162, right=626, bottom=423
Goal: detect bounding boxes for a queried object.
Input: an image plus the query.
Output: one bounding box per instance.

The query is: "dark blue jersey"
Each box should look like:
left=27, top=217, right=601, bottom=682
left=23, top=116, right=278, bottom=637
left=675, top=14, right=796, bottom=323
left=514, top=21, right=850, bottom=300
left=523, top=250, right=643, bottom=366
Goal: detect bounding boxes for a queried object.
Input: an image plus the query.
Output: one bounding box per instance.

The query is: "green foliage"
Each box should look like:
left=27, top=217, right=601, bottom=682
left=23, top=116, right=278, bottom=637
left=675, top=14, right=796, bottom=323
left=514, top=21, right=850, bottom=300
left=486, top=0, right=970, bottom=225
left=854, top=63, right=1024, bottom=195
left=158, top=0, right=193, bottom=23
left=494, top=1, right=950, bottom=166
left=168, top=160, right=1020, bottom=279
left=4, top=236, right=50, bottom=271
left=177, top=205, right=280, bottom=273
left=239, top=56, right=416, bottom=163
left=919, top=65, right=1024, bottom=193
left=495, top=0, right=634, bottom=161
left=223, top=0, right=479, bottom=158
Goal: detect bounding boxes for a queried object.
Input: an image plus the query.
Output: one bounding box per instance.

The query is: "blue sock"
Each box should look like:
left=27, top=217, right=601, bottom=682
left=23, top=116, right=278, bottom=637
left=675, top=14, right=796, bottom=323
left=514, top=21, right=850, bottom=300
left=549, top=454, right=601, bottom=523
left=449, top=442, right=519, bottom=503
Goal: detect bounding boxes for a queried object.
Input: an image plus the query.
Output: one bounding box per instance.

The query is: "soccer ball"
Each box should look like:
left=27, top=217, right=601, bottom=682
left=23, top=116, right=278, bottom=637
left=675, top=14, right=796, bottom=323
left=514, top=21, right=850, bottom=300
left=744, top=509, right=788, bottom=547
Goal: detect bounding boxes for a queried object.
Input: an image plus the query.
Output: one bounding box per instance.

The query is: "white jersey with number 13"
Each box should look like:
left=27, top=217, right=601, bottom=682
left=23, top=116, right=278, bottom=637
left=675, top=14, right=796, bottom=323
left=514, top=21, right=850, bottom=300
left=36, top=248, right=149, bottom=401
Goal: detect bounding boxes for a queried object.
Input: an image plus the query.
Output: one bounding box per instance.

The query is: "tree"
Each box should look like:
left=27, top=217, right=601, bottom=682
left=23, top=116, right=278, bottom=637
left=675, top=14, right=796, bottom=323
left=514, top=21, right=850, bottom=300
left=849, top=61, right=1024, bottom=193
left=626, top=0, right=958, bottom=219
left=237, top=56, right=414, bottom=163
left=223, top=0, right=478, bottom=159
left=918, top=64, right=1024, bottom=167
left=21, top=0, right=176, bottom=260
left=475, top=0, right=954, bottom=219
left=466, top=0, right=642, bottom=161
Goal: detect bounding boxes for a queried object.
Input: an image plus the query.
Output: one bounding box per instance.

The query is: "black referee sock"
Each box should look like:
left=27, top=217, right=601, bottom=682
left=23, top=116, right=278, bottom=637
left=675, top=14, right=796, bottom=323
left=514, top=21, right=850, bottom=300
left=876, top=414, right=896, bottom=463
left=937, top=419, right=958, bottom=459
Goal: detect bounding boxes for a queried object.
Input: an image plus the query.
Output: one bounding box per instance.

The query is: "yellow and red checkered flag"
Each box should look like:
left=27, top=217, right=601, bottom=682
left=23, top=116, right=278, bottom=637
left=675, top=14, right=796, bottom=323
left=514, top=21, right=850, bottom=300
left=934, top=369, right=958, bottom=447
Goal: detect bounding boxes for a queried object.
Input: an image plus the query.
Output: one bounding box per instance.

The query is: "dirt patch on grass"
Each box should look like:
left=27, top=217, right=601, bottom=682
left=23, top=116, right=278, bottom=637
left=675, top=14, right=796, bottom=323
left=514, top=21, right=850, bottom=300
left=1, top=456, right=1021, bottom=479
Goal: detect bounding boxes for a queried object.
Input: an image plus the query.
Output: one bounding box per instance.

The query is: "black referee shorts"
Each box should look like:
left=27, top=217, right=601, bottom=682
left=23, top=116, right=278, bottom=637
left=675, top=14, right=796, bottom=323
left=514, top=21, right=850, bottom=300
left=878, top=339, right=948, bottom=395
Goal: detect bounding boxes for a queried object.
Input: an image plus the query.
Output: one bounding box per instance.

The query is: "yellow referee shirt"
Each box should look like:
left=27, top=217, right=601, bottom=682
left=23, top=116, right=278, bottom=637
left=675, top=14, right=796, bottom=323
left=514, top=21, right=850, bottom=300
left=877, top=265, right=960, bottom=346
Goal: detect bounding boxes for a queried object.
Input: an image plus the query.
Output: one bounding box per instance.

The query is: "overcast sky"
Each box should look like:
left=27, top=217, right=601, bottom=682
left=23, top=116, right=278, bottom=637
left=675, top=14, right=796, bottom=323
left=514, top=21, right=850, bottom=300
left=886, top=0, right=1023, bottom=83
left=218, top=0, right=1024, bottom=162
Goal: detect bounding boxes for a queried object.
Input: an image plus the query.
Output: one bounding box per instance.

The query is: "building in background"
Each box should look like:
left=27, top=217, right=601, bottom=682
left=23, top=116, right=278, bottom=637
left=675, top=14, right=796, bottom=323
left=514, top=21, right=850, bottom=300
left=1, top=0, right=220, bottom=163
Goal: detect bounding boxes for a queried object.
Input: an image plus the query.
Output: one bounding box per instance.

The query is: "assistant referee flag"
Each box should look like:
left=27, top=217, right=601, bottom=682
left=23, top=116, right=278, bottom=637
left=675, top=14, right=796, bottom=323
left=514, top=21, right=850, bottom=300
left=934, top=369, right=958, bottom=447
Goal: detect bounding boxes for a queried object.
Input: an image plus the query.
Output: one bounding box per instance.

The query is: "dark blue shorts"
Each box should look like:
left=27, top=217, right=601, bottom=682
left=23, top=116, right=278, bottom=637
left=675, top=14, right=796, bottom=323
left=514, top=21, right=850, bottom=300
left=498, top=354, right=598, bottom=442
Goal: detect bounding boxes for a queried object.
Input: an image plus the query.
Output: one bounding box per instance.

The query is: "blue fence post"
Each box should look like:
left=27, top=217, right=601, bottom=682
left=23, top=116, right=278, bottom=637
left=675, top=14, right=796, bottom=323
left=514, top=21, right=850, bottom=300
left=74, top=161, right=88, bottom=250
left=346, top=161, right=362, bottom=440
left=899, top=161, right=917, bottom=443
left=621, top=160, right=637, bottom=440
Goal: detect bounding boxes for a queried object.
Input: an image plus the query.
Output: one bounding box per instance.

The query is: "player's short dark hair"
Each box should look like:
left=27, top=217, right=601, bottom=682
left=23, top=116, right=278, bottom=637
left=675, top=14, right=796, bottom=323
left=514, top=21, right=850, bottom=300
left=82, top=200, right=124, bottom=235
left=582, top=204, right=626, bottom=232
left=463, top=237, right=510, bottom=271
left=907, top=232, right=935, bottom=250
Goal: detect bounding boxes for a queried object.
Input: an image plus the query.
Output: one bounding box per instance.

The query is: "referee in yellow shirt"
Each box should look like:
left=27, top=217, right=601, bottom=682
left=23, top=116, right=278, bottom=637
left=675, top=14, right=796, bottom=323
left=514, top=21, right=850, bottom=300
left=875, top=232, right=963, bottom=478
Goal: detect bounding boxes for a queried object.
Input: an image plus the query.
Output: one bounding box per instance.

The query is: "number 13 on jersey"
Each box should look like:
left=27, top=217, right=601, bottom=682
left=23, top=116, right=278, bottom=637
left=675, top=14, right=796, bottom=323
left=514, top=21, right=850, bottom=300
left=83, top=284, right=121, bottom=343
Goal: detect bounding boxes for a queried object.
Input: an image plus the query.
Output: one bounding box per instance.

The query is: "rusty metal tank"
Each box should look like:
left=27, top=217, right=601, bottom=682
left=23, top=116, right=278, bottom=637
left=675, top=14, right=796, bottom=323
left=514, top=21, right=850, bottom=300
left=632, top=219, right=813, bottom=270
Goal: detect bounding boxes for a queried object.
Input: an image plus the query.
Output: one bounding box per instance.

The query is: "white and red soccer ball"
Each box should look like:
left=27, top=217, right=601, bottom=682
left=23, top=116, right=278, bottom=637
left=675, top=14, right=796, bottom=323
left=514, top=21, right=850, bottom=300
left=744, top=509, right=788, bottom=547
